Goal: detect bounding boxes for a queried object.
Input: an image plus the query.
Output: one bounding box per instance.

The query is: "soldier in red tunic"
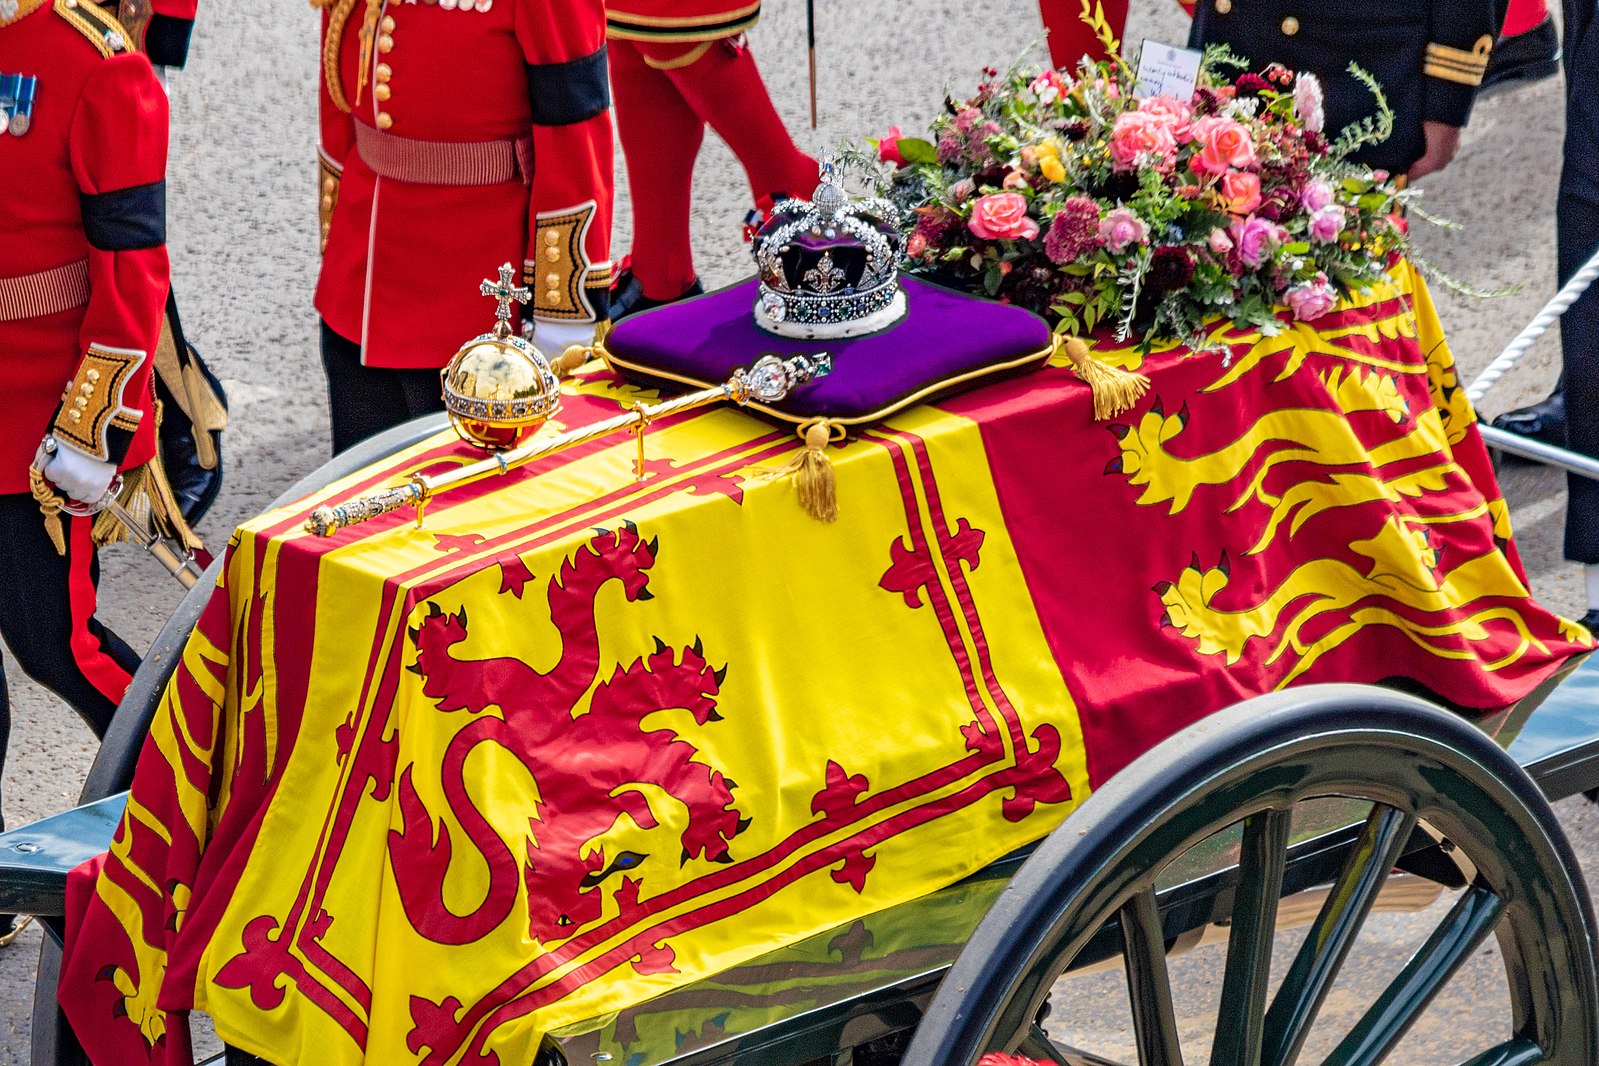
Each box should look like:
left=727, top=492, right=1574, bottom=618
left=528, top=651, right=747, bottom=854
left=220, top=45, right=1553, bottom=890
left=606, top=0, right=817, bottom=318
left=314, top=0, right=614, bottom=454
left=0, top=0, right=171, bottom=940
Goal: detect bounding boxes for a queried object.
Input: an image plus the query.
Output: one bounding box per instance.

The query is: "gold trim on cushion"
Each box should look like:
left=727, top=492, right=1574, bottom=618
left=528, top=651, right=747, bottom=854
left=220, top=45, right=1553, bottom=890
left=599, top=342, right=1055, bottom=429
left=1423, top=36, right=1493, bottom=87
left=52, top=343, right=145, bottom=461
left=527, top=201, right=600, bottom=322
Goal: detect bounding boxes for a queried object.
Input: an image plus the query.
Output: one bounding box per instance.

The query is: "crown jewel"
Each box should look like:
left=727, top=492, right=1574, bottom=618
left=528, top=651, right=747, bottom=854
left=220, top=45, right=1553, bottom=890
left=752, top=160, right=907, bottom=340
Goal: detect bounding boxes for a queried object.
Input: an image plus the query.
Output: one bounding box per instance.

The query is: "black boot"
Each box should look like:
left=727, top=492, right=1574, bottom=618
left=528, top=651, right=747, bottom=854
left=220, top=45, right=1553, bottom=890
left=609, top=268, right=704, bottom=323
left=1491, top=391, right=1567, bottom=447
left=1481, top=16, right=1561, bottom=94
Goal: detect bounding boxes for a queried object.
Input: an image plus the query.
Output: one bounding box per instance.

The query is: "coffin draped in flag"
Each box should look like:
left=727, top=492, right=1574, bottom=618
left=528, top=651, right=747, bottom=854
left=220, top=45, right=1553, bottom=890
left=61, top=263, right=1590, bottom=1064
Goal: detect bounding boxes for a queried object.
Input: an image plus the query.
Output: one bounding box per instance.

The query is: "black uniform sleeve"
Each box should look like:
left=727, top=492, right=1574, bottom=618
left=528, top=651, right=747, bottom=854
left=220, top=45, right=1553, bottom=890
left=1422, top=0, right=1498, bottom=127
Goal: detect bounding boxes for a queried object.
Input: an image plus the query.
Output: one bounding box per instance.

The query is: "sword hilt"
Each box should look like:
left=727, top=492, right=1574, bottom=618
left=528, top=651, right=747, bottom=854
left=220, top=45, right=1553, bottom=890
left=305, top=479, right=427, bottom=537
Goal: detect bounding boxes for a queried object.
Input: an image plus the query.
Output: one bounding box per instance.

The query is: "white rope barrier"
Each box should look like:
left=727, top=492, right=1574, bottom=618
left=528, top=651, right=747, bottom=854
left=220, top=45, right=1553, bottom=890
left=1466, top=242, right=1599, bottom=406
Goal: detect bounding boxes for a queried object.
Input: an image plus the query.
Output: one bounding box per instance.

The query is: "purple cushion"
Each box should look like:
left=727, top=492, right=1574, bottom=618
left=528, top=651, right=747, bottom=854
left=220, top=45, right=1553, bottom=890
left=605, top=276, right=1053, bottom=424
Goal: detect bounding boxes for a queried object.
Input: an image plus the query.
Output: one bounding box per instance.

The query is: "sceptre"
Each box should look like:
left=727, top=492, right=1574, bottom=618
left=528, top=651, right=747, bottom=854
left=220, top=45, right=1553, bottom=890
left=807, top=0, right=818, bottom=128
left=305, top=351, right=832, bottom=537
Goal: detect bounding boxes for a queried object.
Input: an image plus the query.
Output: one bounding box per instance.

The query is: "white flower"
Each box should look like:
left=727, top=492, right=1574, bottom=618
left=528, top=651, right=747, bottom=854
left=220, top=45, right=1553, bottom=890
left=1294, top=73, right=1326, bottom=133
left=1222, top=97, right=1261, bottom=121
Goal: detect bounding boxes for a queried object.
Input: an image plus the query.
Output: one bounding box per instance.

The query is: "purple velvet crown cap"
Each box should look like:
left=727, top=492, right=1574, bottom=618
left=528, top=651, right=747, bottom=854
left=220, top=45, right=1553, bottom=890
left=606, top=276, right=1054, bottom=423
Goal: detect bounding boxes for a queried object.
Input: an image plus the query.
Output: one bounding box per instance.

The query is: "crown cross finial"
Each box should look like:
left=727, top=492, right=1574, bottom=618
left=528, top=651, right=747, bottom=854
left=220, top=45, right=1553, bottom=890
left=480, top=263, right=531, bottom=338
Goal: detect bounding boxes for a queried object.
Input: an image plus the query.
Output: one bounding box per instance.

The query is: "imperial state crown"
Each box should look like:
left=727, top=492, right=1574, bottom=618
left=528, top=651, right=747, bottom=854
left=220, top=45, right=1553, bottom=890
left=751, top=161, right=907, bottom=340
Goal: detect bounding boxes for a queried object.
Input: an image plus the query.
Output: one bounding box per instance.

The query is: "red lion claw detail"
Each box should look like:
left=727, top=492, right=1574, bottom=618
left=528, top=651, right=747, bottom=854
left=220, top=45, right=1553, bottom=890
left=393, top=527, right=743, bottom=948
left=498, top=556, right=535, bottom=599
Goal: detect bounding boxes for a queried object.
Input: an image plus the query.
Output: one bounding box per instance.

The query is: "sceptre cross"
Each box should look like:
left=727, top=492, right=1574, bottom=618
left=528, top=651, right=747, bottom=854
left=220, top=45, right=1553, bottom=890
left=480, top=263, right=531, bottom=339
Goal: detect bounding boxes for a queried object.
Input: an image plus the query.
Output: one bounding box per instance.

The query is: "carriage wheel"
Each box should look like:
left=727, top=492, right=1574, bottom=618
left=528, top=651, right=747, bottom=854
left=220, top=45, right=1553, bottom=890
left=902, top=684, right=1599, bottom=1066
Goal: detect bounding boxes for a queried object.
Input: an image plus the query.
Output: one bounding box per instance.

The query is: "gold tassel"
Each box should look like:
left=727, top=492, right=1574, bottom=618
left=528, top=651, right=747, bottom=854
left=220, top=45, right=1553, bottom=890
left=92, top=399, right=204, bottom=554
left=759, top=420, right=838, bottom=522
left=29, top=467, right=67, bottom=556
left=549, top=321, right=615, bottom=378
left=1054, top=334, right=1149, bottom=420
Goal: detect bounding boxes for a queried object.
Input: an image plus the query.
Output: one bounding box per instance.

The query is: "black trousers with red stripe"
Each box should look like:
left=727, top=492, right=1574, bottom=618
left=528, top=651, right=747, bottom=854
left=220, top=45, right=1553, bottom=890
left=0, top=494, right=136, bottom=780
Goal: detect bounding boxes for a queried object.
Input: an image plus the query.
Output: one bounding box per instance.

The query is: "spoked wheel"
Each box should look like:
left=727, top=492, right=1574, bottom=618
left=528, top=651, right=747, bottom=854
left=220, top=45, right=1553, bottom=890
left=903, top=684, right=1599, bottom=1066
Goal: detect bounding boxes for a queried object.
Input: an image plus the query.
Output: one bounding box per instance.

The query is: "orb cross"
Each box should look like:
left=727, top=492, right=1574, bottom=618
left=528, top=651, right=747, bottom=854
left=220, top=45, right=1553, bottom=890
left=480, top=263, right=531, bottom=338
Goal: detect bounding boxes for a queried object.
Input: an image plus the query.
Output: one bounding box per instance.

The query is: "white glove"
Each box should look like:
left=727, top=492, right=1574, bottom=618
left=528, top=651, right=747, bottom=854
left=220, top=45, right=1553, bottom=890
left=34, top=437, right=117, bottom=506
left=529, top=319, right=599, bottom=363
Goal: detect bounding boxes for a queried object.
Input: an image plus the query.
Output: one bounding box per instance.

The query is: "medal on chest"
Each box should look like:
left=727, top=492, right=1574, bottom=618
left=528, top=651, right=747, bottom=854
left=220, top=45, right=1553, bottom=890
left=0, top=73, right=37, bottom=137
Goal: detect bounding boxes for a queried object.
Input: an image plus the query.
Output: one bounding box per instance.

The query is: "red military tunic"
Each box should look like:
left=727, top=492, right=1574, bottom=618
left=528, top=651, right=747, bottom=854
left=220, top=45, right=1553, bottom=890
left=0, top=0, right=168, bottom=496
left=314, top=0, right=613, bottom=369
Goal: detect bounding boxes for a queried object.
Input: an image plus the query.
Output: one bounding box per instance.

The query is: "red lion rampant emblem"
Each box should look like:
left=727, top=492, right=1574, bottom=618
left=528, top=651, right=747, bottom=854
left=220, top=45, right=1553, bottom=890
left=389, top=522, right=745, bottom=947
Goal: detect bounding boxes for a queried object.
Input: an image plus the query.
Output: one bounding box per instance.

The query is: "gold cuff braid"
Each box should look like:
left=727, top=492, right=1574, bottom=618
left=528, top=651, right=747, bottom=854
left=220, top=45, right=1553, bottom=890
left=1424, top=35, right=1494, bottom=87
left=527, top=201, right=602, bottom=322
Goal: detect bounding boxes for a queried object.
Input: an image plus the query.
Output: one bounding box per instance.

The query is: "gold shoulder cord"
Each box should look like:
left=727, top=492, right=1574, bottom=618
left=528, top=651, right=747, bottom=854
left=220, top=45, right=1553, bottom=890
left=320, top=0, right=361, bottom=114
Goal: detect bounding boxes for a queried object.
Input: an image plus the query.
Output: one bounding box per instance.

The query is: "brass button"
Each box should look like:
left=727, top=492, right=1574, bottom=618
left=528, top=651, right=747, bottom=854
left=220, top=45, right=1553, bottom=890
left=377, top=34, right=394, bottom=53
left=375, top=63, right=392, bottom=82
left=544, top=248, right=559, bottom=262
left=545, top=273, right=560, bottom=288
left=375, top=83, right=391, bottom=101
left=73, top=396, right=88, bottom=409
left=544, top=230, right=560, bottom=246
left=85, top=369, right=100, bottom=382
left=377, top=112, right=394, bottom=130
left=1215, top=0, right=1231, bottom=12
left=1281, top=15, right=1300, bottom=35
left=379, top=15, right=395, bottom=32
left=80, top=383, right=94, bottom=396
left=69, top=410, right=82, bottom=422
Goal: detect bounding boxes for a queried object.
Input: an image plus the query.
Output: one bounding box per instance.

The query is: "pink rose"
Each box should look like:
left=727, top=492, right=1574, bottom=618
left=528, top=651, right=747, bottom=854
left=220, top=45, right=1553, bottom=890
left=968, top=193, right=1040, bottom=241
left=1217, top=170, right=1263, bottom=215
left=1285, top=274, right=1338, bottom=321
left=1140, top=94, right=1194, bottom=138
left=1192, top=117, right=1258, bottom=176
left=1208, top=227, right=1234, bottom=255
left=1309, top=205, right=1346, bottom=243
left=1099, top=206, right=1149, bottom=253
left=1301, top=179, right=1335, bottom=212
left=1230, top=215, right=1288, bottom=268
left=878, top=125, right=907, bottom=167
left=907, top=232, right=929, bottom=258
left=1109, top=110, right=1179, bottom=172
